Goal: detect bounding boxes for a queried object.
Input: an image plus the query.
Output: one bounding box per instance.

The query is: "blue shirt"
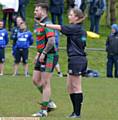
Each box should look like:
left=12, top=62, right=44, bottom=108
left=0, top=28, right=9, bottom=48
left=16, top=30, right=33, bottom=48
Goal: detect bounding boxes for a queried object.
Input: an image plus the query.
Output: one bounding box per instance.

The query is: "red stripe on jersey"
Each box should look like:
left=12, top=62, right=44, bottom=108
left=36, top=27, right=44, bottom=32
left=46, top=32, right=55, bottom=38
left=46, top=63, right=53, bottom=68
left=37, top=36, right=45, bottom=41
left=37, top=44, right=45, bottom=49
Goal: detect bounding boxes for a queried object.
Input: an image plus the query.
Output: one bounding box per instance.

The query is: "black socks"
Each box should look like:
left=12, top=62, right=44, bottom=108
left=70, top=93, right=83, bottom=116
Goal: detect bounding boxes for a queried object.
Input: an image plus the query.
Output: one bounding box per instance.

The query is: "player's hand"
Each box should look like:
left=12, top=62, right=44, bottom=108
left=34, top=54, right=38, bottom=64
left=39, top=53, right=45, bottom=63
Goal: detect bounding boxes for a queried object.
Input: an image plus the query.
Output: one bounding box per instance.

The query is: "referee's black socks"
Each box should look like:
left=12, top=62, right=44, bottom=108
left=70, top=93, right=83, bottom=116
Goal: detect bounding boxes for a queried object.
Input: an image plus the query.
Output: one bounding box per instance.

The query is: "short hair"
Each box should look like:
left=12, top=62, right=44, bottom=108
left=35, top=3, right=49, bottom=13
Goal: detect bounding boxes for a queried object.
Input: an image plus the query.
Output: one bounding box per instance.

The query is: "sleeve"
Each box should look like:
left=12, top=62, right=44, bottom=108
left=29, top=32, right=34, bottom=45
left=61, top=25, right=75, bottom=35
left=106, top=36, right=110, bottom=52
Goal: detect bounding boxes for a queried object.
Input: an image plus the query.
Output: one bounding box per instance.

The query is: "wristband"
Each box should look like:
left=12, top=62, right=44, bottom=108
left=42, top=51, right=47, bottom=55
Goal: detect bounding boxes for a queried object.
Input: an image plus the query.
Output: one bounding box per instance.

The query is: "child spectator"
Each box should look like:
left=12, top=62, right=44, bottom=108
left=13, top=22, right=33, bottom=77
left=0, top=20, right=9, bottom=75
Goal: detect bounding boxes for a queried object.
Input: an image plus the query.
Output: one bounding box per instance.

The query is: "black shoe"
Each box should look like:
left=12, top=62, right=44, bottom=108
left=67, top=112, right=80, bottom=118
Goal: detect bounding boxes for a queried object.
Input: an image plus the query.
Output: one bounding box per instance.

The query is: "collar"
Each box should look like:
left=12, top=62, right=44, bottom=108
left=40, top=16, right=49, bottom=23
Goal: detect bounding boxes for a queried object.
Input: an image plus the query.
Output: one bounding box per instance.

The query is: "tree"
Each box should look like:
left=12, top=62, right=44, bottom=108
left=110, top=0, right=116, bottom=25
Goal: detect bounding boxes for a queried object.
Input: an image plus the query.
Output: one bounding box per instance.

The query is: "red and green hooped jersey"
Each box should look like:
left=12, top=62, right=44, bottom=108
left=35, top=17, right=57, bottom=54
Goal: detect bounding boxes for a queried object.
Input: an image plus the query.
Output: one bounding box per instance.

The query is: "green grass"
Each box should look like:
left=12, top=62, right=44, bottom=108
left=0, top=76, right=118, bottom=120
left=0, top=1, right=118, bottom=119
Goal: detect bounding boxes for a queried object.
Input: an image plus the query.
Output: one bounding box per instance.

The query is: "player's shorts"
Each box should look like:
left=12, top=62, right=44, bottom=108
left=34, top=53, right=58, bottom=73
left=0, top=48, right=5, bottom=63
left=14, top=48, right=28, bottom=64
left=68, top=56, right=87, bottom=76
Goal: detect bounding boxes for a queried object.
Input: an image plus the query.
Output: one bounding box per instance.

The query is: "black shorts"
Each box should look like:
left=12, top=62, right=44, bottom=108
left=14, top=48, right=28, bottom=64
left=0, top=48, right=5, bottom=63
left=34, top=54, right=58, bottom=73
left=68, top=56, right=87, bottom=76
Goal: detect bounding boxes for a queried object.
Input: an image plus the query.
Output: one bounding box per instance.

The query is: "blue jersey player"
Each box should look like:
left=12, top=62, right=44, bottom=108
left=0, top=20, right=9, bottom=75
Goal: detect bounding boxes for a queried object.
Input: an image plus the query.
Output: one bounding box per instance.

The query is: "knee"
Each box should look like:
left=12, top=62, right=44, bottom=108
left=32, top=76, right=39, bottom=85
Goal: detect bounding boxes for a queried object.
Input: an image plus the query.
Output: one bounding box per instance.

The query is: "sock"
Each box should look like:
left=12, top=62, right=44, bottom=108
left=37, top=86, right=43, bottom=94
left=40, top=101, right=49, bottom=110
left=70, top=94, right=75, bottom=113
left=73, top=93, right=83, bottom=116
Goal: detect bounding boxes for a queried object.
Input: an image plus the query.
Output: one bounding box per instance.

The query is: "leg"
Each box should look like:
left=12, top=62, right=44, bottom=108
left=0, top=63, right=4, bottom=75
left=90, top=15, right=95, bottom=32
left=67, top=75, right=83, bottom=118
left=114, top=56, right=118, bottom=78
left=8, top=12, right=13, bottom=31
left=19, top=5, right=26, bottom=21
left=13, top=49, right=21, bottom=76
left=41, top=72, right=52, bottom=102
left=0, top=48, right=5, bottom=75
left=51, top=13, right=56, bottom=24
left=95, top=15, right=101, bottom=33
left=106, top=55, right=113, bottom=77
left=55, top=63, right=63, bottom=77
left=67, top=56, right=87, bottom=118
left=3, top=11, right=7, bottom=28
left=32, top=70, right=42, bottom=87
left=22, top=49, right=29, bottom=76
left=23, top=63, right=29, bottom=77
left=58, top=14, right=63, bottom=25
left=32, top=54, right=58, bottom=117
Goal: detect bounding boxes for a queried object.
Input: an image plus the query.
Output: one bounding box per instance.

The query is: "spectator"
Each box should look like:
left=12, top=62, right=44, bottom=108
left=38, top=8, right=87, bottom=118
left=74, top=0, right=86, bottom=12
left=18, top=0, right=30, bottom=21
left=13, top=22, right=33, bottom=77
left=67, top=0, right=86, bottom=12
left=88, top=0, right=106, bottom=33
left=0, top=20, right=9, bottom=75
left=50, top=0, right=64, bottom=25
left=2, top=0, right=19, bottom=31
left=106, top=24, right=118, bottom=78
left=10, top=16, right=24, bottom=58
left=10, top=16, right=24, bottom=75
left=66, top=0, right=75, bottom=9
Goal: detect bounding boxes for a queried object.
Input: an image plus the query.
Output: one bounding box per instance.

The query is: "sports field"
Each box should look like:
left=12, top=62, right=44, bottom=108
left=0, top=48, right=118, bottom=120
left=0, top=0, right=118, bottom=119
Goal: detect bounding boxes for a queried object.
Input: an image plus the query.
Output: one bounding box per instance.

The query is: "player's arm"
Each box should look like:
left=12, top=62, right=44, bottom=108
left=43, top=36, right=55, bottom=54
left=39, top=37, right=55, bottom=63
left=34, top=18, right=61, bottom=31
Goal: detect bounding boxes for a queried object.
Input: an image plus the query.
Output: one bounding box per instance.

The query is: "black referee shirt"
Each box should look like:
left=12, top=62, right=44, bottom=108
left=61, top=23, right=87, bottom=57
